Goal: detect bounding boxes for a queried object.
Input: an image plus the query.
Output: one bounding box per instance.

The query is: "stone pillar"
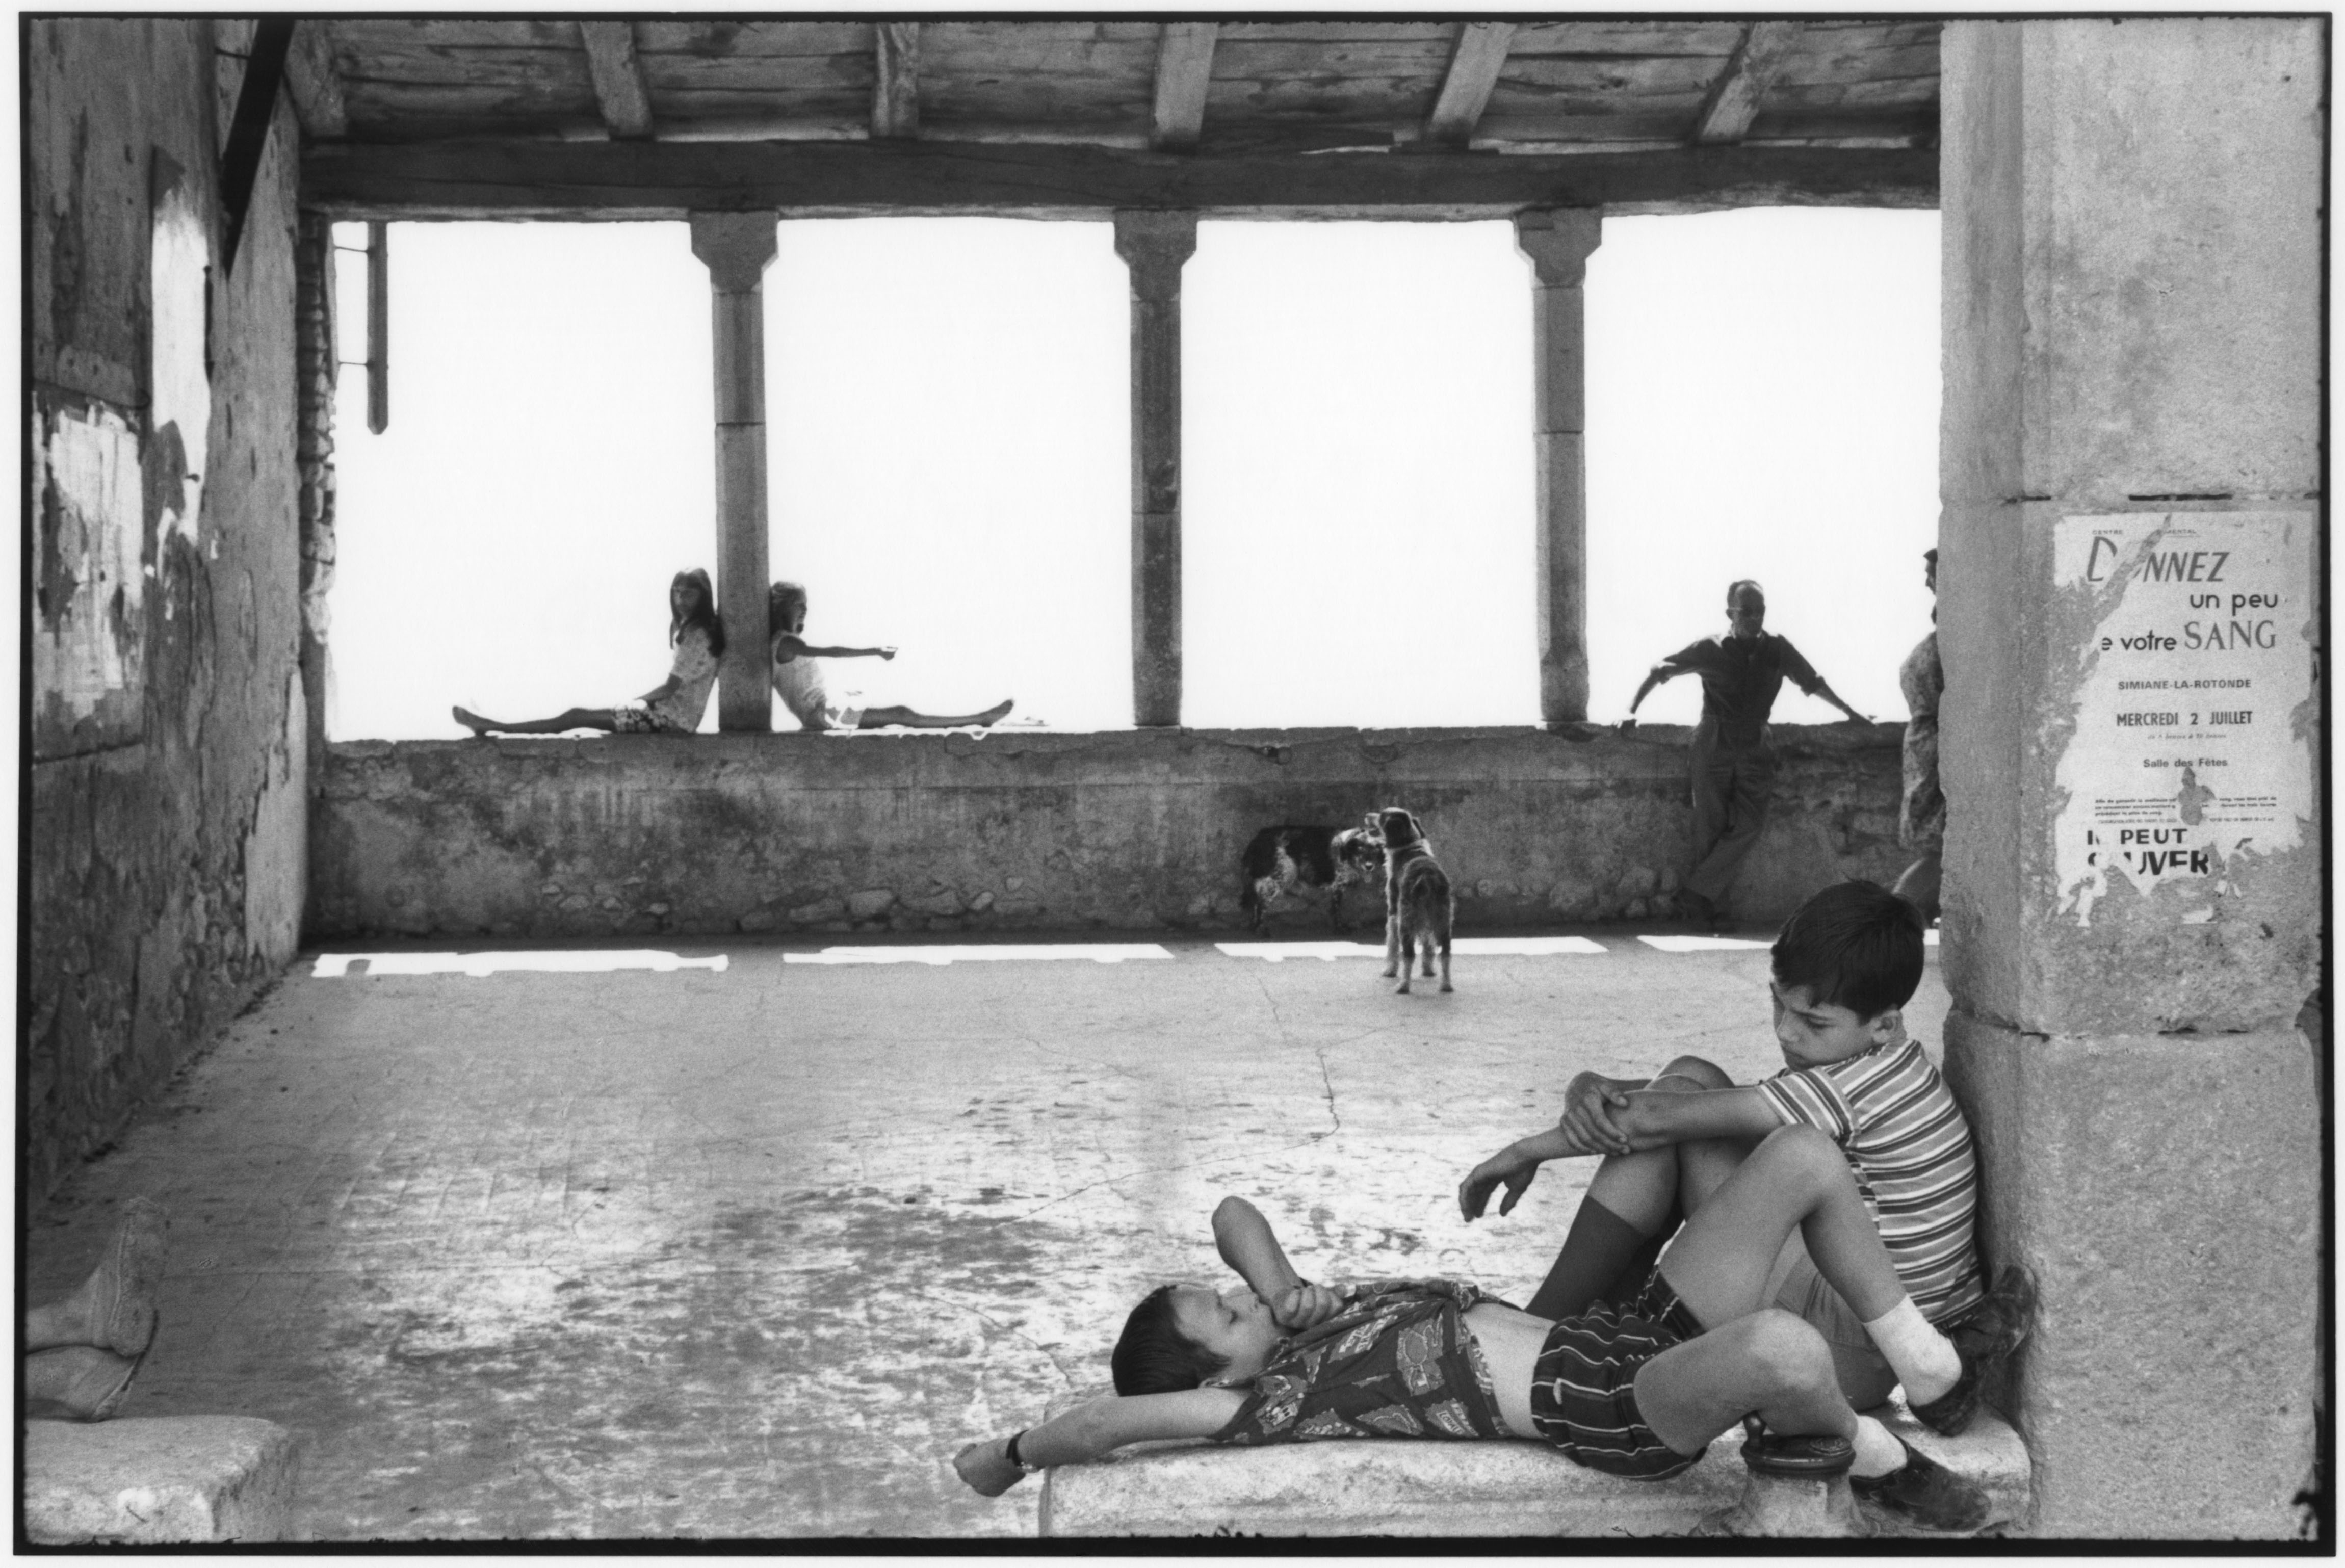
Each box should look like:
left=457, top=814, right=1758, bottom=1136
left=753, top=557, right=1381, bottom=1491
left=1937, top=20, right=2322, bottom=1538
left=1113, top=211, right=1197, bottom=729
left=689, top=212, right=779, bottom=732
left=293, top=214, right=335, bottom=798
left=1512, top=210, right=1601, bottom=727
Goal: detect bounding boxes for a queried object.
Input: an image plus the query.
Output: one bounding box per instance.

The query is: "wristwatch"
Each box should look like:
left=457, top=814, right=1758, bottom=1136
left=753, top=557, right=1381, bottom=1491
left=1006, top=1429, right=1043, bottom=1474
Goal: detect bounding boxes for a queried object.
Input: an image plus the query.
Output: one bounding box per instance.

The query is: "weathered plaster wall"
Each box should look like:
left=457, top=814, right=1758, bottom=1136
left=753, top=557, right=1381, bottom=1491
left=1937, top=19, right=2322, bottom=1538
left=27, top=20, right=307, bottom=1196
left=309, top=724, right=1906, bottom=939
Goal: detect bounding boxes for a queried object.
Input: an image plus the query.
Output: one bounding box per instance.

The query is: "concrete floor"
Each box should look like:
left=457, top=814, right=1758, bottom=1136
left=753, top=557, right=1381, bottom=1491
left=27, top=929, right=1948, bottom=1542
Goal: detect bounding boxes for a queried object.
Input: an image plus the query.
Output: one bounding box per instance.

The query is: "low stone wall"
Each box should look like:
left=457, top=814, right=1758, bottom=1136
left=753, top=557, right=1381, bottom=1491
left=309, top=723, right=1910, bottom=940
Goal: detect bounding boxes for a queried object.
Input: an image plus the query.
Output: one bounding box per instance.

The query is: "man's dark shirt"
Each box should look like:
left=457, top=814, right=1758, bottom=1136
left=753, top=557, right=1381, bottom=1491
left=1660, top=632, right=1823, bottom=747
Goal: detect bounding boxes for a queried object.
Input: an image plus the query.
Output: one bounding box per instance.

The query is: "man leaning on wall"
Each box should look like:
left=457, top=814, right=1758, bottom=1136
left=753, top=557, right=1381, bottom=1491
left=1622, top=581, right=1869, bottom=930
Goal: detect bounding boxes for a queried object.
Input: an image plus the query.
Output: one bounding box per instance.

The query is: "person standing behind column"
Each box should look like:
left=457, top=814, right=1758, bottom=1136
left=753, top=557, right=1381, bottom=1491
left=1622, top=581, right=1868, bottom=930
left=1891, top=551, right=1944, bottom=923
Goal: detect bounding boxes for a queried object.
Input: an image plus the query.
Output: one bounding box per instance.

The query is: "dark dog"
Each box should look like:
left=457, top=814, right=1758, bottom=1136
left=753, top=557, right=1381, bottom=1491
left=1376, top=807, right=1453, bottom=994
left=1239, top=825, right=1384, bottom=932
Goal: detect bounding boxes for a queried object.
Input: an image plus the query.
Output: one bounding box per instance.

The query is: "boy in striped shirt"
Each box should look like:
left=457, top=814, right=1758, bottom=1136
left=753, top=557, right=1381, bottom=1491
left=1460, top=880, right=2034, bottom=1441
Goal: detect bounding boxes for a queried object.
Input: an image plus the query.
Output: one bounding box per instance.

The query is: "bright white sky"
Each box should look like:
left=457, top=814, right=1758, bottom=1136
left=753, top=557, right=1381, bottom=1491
left=327, top=207, right=1939, bottom=738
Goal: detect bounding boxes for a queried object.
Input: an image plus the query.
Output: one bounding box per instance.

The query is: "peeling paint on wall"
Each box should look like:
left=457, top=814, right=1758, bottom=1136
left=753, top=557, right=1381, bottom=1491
left=148, top=147, right=211, bottom=553
left=33, top=396, right=146, bottom=753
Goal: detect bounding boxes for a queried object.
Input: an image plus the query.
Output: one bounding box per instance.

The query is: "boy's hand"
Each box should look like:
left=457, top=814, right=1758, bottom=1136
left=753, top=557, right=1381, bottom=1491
left=879, top=646, right=898, bottom=661
left=953, top=1437, right=1027, bottom=1498
left=1269, top=1282, right=1347, bottom=1331
left=1457, top=1144, right=1543, bottom=1222
left=1560, top=1072, right=1636, bottom=1157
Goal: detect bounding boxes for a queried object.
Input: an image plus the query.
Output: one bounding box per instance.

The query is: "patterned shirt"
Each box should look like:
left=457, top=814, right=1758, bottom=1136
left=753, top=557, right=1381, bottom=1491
left=1210, top=1280, right=1509, bottom=1447
left=1661, top=632, right=1824, bottom=747
left=1758, top=1036, right=1986, bottom=1323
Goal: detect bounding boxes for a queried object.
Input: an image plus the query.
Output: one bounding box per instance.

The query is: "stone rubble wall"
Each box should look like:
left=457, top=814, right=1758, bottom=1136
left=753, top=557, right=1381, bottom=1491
left=26, top=20, right=306, bottom=1196
left=310, top=724, right=1910, bottom=939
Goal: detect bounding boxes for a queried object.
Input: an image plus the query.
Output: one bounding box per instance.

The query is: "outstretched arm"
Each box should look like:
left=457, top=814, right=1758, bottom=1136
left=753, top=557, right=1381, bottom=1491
left=1626, top=661, right=1682, bottom=717
left=771, top=633, right=897, bottom=662
left=1214, top=1197, right=1346, bottom=1330
left=1807, top=676, right=1869, bottom=723
left=954, top=1388, right=1243, bottom=1497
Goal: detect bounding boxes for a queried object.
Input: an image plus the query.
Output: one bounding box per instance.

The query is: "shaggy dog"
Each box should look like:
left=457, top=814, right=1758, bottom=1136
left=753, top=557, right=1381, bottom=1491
left=1376, top=806, right=1453, bottom=994
left=1239, top=825, right=1384, bottom=932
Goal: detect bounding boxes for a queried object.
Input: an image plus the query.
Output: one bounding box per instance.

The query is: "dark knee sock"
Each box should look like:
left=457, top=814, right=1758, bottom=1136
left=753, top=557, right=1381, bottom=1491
left=1525, top=1199, right=1678, bottom=1320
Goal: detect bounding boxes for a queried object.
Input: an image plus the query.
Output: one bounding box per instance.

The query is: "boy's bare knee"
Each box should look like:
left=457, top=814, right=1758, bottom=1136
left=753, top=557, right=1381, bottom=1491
left=1657, top=1055, right=1733, bottom=1091
left=1738, top=1308, right=1836, bottom=1395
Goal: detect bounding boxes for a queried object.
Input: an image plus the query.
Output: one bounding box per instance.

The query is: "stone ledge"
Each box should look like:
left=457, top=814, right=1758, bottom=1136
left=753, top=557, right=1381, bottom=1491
left=23, top=1417, right=301, bottom=1544
left=1039, top=1400, right=2029, bottom=1538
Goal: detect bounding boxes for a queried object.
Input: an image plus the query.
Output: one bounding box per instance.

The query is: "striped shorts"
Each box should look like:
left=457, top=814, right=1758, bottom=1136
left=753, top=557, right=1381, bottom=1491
left=1527, top=1268, right=1707, bottom=1480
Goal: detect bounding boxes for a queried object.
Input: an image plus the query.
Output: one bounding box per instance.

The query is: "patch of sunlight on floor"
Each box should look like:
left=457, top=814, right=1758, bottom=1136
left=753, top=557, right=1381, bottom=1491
left=1637, top=935, right=1775, bottom=953
left=312, top=950, right=729, bottom=978
left=1217, top=937, right=1610, bottom=961
left=781, top=943, right=1174, bottom=966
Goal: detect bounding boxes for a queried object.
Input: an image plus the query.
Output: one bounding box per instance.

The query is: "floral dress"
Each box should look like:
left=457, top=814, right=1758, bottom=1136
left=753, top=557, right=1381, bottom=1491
left=613, top=625, right=718, bottom=734
left=1898, top=629, right=1944, bottom=852
left=1211, top=1279, right=1510, bottom=1447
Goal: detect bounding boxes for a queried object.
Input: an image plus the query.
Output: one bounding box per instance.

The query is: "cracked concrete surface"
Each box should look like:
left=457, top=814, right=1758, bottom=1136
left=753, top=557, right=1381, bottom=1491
left=25, top=933, right=1947, bottom=1540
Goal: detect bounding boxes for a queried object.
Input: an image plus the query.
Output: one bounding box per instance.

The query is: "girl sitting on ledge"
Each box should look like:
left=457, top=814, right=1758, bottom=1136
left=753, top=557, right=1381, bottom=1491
left=455, top=568, right=723, bottom=738
left=769, top=580, right=1012, bottom=731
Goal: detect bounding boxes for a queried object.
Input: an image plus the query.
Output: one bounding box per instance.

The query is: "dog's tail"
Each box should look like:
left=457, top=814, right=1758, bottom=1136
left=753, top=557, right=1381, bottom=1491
left=1402, top=861, right=1453, bottom=922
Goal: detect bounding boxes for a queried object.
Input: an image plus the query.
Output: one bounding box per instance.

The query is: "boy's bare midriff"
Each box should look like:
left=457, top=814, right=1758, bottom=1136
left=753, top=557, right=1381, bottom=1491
left=1462, top=1300, right=1552, bottom=1440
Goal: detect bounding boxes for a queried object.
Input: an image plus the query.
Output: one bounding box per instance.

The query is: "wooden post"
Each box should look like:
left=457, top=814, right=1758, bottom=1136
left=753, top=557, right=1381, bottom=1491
left=1113, top=211, right=1197, bottom=729
left=1513, top=208, right=1602, bottom=727
left=689, top=212, right=779, bottom=732
left=364, top=221, right=388, bottom=435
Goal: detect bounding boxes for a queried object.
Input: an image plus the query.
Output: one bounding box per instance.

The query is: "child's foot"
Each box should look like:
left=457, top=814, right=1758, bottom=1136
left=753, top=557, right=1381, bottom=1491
left=1850, top=1439, right=1992, bottom=1534
left=57, top=1197, right=168, bottom=1357
left=1910, top=1264, right=2037, bottom=1436
left=26, top=1345, right=145, bottom=1422
left=976, top=700, right=1013, bottom=726
left=452, top=706, right=494, bottom=737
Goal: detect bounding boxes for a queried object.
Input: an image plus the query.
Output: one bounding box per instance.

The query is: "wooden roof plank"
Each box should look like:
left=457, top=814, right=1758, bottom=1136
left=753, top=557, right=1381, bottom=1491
left=1692, top=21, right=1804, bottom=145
left=579, top=22, right=653, bottom=140
left=872, top=22, right=919, bottom=139
left=302, top=138, right=1937, bottom=220
left=284, top=20, right=349, bottom=140
left=1425, top=22, right=1515, bottom=146
left=1151, top=23, right=1218, bottom=151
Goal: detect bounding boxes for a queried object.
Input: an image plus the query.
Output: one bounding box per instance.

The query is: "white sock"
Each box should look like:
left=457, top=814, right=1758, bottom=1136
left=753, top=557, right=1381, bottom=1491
left=1861, top=1296, right=1963, bottom=1405
left=1849, top=1415, right=1907, bottom=1479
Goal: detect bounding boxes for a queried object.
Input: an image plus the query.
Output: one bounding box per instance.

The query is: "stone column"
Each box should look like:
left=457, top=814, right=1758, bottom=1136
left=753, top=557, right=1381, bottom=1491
left=1512, top=210, right=1601, bottom=727
left=1937, top=20, right=2321, bottom=1538
left=1112, top=211, right=1197, bottom=729
left=689, top=212, right=779, bottom=732
left=293, top=214, right=335, bottom=794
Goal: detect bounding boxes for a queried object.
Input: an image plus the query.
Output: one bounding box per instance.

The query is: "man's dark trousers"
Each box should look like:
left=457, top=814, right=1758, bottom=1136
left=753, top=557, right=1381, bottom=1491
left=1684, top=715, right=1777, bottom=908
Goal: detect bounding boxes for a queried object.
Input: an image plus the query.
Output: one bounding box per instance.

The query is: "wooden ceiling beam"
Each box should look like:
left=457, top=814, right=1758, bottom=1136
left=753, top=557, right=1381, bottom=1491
left=1424, top=22, right=1515, bottom=148
left=1692, top=21, right=1803, bottom=145
left=579, top=22, right=653, bottom=141
left=1150, top=23, right=1217, bottom=152
left=872, top=23, right=920, bottom=139
left=282, top=20, right=348, bottom=140
left=301, top=139, right=1937, bottom=221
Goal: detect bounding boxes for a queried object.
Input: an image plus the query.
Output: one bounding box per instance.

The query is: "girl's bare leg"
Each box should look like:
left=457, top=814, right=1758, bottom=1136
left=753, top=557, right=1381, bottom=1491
left=854, top=700, right=1013, bottom=730
left=453, top=706, right=620, bottom=736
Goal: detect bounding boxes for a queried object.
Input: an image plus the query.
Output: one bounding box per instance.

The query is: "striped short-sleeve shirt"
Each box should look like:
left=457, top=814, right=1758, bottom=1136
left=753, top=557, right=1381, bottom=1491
left=1758, top=1036, right=1985, bottom=1324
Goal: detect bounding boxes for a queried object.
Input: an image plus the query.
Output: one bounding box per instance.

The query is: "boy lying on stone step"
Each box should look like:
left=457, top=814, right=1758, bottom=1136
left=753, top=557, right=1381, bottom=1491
left=953, top=1179, right=1997, bottom=1534
left=1459, top=880, right=2033, bottom=1431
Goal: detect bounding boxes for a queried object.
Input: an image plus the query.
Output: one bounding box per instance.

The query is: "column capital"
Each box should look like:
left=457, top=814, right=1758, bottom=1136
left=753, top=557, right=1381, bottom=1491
left=689, top=211, right=778, bottom=292
left=1113, top=210, right=1198, bottom=299
left=1512, top=207, right=1602, bottom=288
